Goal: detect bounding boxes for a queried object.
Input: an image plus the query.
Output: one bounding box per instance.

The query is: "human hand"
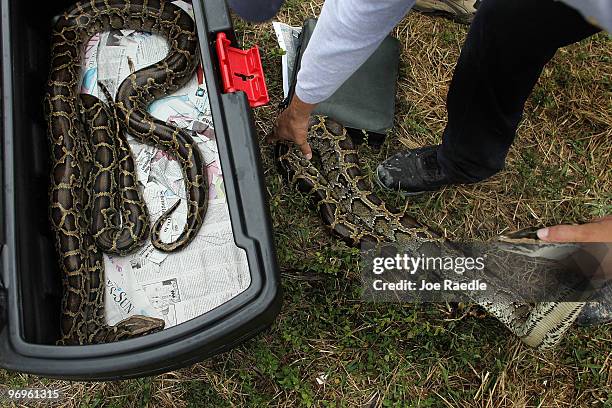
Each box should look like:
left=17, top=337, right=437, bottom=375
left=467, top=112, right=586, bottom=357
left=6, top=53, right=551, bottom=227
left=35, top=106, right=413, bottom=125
left=537, top=216, right=612, bottom=243
left=268, top=95, right=316, bottom=160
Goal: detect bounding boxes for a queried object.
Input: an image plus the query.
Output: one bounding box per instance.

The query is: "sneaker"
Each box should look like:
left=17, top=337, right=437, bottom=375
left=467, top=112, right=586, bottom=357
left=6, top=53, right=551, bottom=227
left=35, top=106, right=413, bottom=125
left=375, top=145, right=465, bottom=195
left=413, top=0, right=480, bottom=24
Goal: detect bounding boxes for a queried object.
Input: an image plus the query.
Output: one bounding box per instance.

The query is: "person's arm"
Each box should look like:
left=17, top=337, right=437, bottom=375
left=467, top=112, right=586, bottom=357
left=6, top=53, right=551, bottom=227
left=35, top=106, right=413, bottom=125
left=559, top=0, right=611, bottom=32
left=537, top=216, right=612, bottom=242
left=271, top=0, right=415, bottom=158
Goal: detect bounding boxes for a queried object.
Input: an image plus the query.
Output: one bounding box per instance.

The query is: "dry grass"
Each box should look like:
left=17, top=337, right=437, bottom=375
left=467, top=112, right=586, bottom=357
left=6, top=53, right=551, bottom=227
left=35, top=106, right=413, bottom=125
left=257, top=2, right=612, bottom=241
left=1, top=2, right=611, bottom=407
left=382, top=13, right=611, bottom=240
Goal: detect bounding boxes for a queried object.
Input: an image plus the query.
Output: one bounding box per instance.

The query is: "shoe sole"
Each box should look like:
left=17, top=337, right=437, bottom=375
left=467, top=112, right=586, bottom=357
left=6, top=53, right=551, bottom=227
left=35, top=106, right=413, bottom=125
left=413, top=1, right=475, bottom=25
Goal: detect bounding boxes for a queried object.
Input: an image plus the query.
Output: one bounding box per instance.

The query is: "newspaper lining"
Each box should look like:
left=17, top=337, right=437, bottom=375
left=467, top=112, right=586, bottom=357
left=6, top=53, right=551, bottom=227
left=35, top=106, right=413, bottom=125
left=80, top=1, right=251, bottom=328
left=272, top=22, right=302, bottom=99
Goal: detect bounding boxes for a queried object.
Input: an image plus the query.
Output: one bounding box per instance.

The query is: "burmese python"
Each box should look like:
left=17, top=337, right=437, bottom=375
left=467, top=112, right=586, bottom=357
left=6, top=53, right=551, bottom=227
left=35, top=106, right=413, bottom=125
left=80, top=86, right=150, bottom=255
left=277, top=116, right=588, bottom=350
left=45, top=0, right=207, bottom=345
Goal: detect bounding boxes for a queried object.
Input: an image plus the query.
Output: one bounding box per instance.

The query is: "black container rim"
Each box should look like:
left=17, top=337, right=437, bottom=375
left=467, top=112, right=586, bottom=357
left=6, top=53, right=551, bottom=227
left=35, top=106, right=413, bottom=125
left=0, top=0, right=281, bottom=379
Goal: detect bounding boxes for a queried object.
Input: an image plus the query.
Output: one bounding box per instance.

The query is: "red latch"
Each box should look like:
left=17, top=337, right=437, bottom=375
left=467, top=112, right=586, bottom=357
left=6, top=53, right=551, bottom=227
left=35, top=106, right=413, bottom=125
left=215, top=32, right=270, bottom=108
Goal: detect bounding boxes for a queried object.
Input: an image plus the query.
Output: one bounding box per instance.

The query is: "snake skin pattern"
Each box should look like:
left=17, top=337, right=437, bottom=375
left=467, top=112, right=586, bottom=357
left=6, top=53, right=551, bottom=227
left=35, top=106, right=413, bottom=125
left=45, top=0, right=207, bottom=345
left=277, top=116, right=586, bottom=350
left=80, top=88, right=150, bottom=255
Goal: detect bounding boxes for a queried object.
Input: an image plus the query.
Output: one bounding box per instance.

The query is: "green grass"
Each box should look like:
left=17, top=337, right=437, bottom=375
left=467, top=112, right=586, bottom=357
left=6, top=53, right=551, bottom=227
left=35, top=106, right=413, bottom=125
left=1, top=2, right=611, bottom=407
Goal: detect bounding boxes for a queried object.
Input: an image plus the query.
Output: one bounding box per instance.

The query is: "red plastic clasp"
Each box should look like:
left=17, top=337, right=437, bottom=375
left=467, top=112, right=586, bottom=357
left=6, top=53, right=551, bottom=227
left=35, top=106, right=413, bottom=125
left=215, top=32, right=270, bottom=108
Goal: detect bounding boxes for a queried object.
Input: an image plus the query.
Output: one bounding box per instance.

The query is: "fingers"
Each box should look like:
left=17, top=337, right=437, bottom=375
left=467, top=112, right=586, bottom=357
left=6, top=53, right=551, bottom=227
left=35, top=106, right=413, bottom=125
left=590, top=215, right=612, bottom=223
left=298, top=140, right=313, bottom=160
left=266, top=129, right=279, bottom=144
left=537, top=219, right=612, bottom=243
left=289, top=131, right=312, bottom=160
left=267, top=95, right=317, bottom=160
left=269, top=110, right=313, bottom=160
left=538, top=224, right=592, bottom=242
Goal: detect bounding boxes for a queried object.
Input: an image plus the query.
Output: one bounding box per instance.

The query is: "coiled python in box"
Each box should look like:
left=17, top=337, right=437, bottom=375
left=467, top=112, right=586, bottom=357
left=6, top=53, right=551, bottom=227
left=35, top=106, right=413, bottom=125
left=45, top=0, right=206, bottom=345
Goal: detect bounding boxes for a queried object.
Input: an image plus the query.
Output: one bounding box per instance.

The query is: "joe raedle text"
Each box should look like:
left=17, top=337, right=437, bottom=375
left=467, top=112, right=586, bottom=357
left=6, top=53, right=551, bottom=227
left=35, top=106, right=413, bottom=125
left=372, top=279, right=487, bottom=292
left=369, top=254, right=488, bottom=294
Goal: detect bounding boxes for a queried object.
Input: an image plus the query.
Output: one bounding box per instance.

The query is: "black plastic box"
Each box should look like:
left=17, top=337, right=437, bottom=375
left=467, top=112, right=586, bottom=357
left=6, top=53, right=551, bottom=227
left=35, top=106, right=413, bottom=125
left=0, top=0, right=281, bottom=380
